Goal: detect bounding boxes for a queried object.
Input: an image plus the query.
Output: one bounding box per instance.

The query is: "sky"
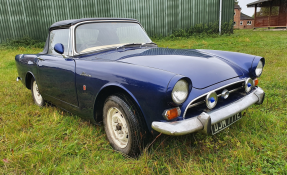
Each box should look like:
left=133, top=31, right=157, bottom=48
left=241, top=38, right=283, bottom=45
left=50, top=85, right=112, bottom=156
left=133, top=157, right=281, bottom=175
left=238, top=0, right=256, bottom=17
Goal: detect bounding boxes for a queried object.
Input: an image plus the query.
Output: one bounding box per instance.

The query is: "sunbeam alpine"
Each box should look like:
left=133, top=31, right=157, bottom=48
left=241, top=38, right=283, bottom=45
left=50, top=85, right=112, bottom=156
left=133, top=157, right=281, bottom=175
left=15, top=18, right=265, bottom=157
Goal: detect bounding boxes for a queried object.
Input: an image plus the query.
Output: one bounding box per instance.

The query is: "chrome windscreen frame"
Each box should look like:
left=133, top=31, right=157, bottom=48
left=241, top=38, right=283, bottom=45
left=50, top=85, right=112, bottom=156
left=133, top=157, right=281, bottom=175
left=69, top=19, right=151, bottom=57
left=68, top=26, right=74, bottom=57
left=183, top=80, right=246, bottom=119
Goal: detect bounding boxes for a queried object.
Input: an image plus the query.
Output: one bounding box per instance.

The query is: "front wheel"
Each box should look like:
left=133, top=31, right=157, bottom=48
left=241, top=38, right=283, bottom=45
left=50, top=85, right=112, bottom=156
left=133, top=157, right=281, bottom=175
left=103, top=94, right=148, bottom=157
left=31, top=78, right=44, bottom=107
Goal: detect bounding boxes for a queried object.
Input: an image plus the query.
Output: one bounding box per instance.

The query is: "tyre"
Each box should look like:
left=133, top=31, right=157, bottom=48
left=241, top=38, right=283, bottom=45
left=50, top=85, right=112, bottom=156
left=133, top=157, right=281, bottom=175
left=103, top=94, right=148, bottom=157
left=31, top=78, right=44, bottom=107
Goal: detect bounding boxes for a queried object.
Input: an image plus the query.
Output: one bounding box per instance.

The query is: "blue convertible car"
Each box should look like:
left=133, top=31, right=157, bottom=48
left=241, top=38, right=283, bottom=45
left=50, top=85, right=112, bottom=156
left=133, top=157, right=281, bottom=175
left=15, top=18, right=265, bottom=157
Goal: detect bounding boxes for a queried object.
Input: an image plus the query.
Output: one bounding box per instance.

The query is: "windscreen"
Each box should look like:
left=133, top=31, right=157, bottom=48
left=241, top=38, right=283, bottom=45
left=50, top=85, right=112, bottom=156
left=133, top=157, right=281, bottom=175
left=75, top=22, right=152, bottom=53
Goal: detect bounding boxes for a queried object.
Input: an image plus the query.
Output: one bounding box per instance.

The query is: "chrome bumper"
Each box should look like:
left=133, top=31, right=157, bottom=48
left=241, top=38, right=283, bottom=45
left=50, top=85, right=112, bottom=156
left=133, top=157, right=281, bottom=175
left=152, top=87, right=265, bottom=136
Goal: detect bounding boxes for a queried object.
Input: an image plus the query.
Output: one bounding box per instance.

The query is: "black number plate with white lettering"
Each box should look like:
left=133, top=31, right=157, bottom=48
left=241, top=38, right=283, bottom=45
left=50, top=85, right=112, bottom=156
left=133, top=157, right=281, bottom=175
left=211, top=113, right=242, bottom=135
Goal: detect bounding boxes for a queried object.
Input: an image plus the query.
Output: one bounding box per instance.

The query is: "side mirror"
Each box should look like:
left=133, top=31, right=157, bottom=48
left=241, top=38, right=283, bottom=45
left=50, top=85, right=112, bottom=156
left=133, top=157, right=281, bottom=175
left=54, top=43, right=64, bottom=54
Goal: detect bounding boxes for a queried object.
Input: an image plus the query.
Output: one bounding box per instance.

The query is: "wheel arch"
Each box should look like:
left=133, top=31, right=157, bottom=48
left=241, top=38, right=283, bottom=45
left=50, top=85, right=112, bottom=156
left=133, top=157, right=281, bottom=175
left=25, top=71, right=36, bottom=90
left=93, top=83, right=147, bottom=125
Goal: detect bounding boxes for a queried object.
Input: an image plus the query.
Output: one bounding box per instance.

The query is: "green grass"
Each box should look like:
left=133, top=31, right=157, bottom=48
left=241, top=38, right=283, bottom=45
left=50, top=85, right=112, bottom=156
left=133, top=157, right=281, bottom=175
left=1, top=30, right=287, bottom=174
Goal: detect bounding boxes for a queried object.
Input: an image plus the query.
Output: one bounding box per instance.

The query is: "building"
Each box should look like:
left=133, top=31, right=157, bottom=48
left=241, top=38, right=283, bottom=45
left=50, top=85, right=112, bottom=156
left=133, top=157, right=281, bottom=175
left=247, top=0, right=287, bottom=28
left=234, top=4, right=255, bottom=29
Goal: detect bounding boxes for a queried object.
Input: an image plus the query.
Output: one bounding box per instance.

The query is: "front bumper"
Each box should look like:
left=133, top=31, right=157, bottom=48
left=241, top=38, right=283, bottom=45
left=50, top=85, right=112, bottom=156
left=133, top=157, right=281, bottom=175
left=152, top=87, right=265, bottom=136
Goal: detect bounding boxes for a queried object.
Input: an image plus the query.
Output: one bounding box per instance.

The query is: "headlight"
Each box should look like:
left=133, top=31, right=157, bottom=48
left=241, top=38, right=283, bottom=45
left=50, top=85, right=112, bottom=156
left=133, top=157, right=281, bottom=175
left=172, top=79, right=189, bottom=105
left=251, top=58, right=265, bottom=78
left=255, top=60, right=263, bottom=77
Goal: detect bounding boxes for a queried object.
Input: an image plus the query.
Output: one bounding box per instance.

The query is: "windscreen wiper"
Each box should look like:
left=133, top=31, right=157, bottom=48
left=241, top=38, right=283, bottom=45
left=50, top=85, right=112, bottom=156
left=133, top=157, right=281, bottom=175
left=142, top=42, right=157, bottom=47
left=117, top=43, right=142, bottom=49
left=116, top=42, right=157, bottom=50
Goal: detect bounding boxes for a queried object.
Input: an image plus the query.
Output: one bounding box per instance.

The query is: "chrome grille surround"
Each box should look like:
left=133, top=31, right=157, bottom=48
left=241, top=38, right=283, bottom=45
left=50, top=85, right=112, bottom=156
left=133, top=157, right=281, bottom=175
left=183, top=80, right=246, bottom=119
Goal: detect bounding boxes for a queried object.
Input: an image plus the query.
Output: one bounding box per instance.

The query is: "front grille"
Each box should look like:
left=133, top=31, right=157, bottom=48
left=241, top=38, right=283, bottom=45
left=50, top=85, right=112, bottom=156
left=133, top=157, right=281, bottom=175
left=184, top=81, right=247, bottom=119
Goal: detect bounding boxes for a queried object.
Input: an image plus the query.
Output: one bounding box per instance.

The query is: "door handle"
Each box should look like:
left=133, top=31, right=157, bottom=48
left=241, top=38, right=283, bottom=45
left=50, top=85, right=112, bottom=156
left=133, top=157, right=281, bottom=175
left=37, top=57, right=44, bottom=61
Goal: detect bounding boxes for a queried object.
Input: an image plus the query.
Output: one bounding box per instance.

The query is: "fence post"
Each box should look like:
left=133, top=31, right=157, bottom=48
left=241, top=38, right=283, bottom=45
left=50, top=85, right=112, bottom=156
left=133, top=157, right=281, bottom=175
left=219, top=0, right=222, bottom=35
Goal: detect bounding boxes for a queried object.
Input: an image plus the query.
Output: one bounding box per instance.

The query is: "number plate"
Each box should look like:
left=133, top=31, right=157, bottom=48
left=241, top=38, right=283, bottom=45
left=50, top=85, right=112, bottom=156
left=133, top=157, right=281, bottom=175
left=211, top=113, right=242, bottom=135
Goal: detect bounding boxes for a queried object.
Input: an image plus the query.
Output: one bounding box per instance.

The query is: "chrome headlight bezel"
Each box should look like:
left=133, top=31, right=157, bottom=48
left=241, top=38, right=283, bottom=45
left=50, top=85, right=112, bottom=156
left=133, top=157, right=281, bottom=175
left=245, top=78, right=254, bottom=93
left=250, top=58, right=265, bottom=78
left=206, top=91, right=218, bottom=109
left=171, top=79, right=189, bottom=105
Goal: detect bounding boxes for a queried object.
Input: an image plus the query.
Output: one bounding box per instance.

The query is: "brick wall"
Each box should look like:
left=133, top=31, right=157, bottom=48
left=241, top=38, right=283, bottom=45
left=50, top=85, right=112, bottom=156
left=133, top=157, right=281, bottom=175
left=234, top=8, right=254, bottom=29
left=234, top=9, right=241, bottom=29
left=239, top=20, right=254, bottom=29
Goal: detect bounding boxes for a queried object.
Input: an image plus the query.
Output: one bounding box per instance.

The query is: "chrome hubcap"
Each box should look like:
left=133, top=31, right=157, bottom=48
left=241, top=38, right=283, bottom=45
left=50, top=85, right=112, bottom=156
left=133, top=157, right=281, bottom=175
left=107, top=107, right=129, bottom=148
left=33, top=81, right=43, bottom=104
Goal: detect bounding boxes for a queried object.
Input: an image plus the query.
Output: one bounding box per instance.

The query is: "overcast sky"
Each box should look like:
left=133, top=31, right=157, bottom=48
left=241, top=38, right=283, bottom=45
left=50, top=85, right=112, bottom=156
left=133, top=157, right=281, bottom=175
left=238, top=0, right=256, bottom=17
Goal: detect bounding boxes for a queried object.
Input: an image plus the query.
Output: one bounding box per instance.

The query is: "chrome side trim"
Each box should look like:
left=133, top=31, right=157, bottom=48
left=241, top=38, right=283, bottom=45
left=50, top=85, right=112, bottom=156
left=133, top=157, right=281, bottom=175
left=80, top=72, right=92, bottom=77
left=183, top=80, right=245, bottom=118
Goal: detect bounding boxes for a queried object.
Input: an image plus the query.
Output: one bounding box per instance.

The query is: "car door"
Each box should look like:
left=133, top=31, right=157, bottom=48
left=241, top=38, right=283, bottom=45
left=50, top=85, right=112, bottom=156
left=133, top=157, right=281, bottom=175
left=36, top=28, right=78, bottom=107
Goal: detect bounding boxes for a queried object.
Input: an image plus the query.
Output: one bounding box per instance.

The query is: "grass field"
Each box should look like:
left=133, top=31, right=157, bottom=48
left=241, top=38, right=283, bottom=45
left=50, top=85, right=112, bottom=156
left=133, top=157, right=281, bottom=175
left=0, top=30, right=287, bottom=174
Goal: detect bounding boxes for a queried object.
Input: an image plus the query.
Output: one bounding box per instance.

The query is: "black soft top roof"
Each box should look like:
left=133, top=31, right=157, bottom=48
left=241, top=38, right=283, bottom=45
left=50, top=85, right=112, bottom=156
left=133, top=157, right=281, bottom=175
left=49, top=18, right=138, bottom=30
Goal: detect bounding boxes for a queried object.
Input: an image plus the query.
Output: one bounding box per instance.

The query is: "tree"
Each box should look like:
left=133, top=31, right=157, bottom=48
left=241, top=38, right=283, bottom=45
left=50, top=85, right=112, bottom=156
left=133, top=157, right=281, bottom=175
left=256, top=6, right=279, bottom=17
left=235, top=0, right=239, bottom=5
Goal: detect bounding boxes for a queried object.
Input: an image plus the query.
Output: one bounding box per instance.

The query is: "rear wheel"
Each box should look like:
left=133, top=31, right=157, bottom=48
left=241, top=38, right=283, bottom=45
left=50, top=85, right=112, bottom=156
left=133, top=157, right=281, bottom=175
left=103, top=94, right=148, bottom=157
left=31, top=78, right=44, bottom=107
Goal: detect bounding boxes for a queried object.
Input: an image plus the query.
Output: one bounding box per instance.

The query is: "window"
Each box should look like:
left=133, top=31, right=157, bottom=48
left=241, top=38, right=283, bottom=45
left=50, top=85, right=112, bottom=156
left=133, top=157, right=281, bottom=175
left=233, top=21, right=236, bottom=26
left=76, top=27, right=100, bottom=53
left=240, top=21, right=243, bottom=25
left=247, top=21, right=252, bottom=25
left=75, top=22, right=152, bottom=53
left=271, top=6, right=279, bottom=16
left=234, top=10, right=236, bottom=16
left=48, top=29, right=69, bottom=55
left=256, top=6, right=279, bottom=17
